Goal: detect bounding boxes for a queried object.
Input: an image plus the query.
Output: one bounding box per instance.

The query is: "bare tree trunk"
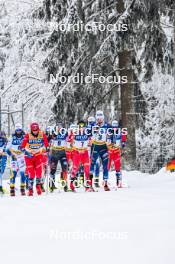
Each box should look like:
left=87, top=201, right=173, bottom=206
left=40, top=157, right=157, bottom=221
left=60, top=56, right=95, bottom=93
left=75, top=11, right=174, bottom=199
left=117, top=0, right=136, bottom=169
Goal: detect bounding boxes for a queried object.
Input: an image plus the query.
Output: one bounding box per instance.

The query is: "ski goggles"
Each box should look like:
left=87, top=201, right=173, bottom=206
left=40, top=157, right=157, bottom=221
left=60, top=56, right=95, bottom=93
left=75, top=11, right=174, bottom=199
left=15, top=128, right=22, bottom=132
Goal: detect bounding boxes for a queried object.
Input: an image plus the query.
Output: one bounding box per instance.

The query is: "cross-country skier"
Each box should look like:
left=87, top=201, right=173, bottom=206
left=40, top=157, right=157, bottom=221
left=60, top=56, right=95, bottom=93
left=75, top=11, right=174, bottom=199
left=66, top=124, right=77, bottom=165
left=166, top=157, right=175, bottom=172
left=69, top=120, right=94, bottom=192
left=49, top=123, right=68, bottom=192
left=0, top=131, right=7, bottom=194
left=89, top=110, right=110, bottom=191
left=6, top=124, right=26, bottom=196
left=20, top=123, right=49, bottom=196
left=107, top=120, right=126, bottom=188
left=87, top=116, right=100, bottom=188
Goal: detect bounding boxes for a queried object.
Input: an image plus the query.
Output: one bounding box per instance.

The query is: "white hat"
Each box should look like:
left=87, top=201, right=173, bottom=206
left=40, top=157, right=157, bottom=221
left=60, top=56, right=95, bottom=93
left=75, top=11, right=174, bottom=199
left=88, top=116, right=95, bottom=123
left=112, top=120, right=119, bottom=127
left=15, top=123, right=22, bottom=131
left=95, top=110, right=104, bottom=121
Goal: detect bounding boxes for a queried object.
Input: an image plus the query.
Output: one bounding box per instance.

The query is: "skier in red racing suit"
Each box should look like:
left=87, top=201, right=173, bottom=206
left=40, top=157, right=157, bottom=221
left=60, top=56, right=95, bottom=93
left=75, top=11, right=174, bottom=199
left=20, top=123, right=49, bottom=196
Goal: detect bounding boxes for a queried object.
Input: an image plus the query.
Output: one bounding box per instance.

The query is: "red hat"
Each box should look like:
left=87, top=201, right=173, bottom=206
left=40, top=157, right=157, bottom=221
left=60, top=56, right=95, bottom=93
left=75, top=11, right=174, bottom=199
left=31, top=122, right=39, bottom=132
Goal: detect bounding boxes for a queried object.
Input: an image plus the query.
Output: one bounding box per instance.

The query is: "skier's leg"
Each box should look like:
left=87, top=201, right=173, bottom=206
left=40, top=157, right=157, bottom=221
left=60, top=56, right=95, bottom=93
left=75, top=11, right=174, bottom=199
left=17, top=155, right=26, bottom=195
left=89, top=145, right=99, bottom=183
left=10, top=158, right=18, bottom=196
left=94, top=158, right=100, bottom=188
left=71, top=150, right=81, bottom=191
left=35, top=155, right=43, bottom=195
left=0, top=159, right=4, bottom=193
left=0, top=172, right=2, bottom=189
left=0, top=155, right=7, bottom=193
left=114, top=151, right=122, bottom=187
left=79, top=164, right=84, bottom=184
left=25, top=156, right=35, bottom=196
left=82, top=152, right=89, bottom=179
left=49, top=155, right=58, bottom=192
left=66, top=150, right=72, bottom=165
left=107, top=150, right=113, bottom=171
left=0, top=173, right=3, bottom=193
left=82, top=151, right=93, bottom=191
left=60, top=151, right=68, bottom=192
left=25, top=168, right=29, bottom=190
left=41, top=153, right=48, bottom=191
left=99, top=145, right=110, bottom=191
left=95, top=159, right=100, bottom=177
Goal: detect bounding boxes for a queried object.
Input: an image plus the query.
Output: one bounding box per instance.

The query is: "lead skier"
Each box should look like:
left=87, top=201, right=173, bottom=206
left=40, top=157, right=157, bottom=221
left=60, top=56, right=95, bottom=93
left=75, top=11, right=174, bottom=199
left=20, top=123, right=49, bottom=196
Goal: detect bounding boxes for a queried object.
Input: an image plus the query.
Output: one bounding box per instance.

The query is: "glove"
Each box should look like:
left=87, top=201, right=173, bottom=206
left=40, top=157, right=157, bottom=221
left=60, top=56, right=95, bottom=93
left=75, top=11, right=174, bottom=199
left=46, top=147, right=50, bottom=153
left=121, top=151, right=125, bottom=157
left=24, top=150, right=33, bottom=158
left=6, top=149, right=12, bottom=156
left=12, top=154, right=17, bottom=161
left=122, top=142, right=126, bottom=149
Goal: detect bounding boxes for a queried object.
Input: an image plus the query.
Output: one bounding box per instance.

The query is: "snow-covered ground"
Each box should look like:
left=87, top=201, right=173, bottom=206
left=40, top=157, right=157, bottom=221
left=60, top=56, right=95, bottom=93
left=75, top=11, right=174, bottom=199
left=1, top=168, right=175, bottom=264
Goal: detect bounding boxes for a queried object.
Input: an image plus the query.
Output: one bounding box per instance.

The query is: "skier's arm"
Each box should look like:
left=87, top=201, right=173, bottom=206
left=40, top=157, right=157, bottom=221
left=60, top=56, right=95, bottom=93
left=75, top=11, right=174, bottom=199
left=43, top=133, right=49, bottom=152
left=121, top=134, right=126, bottom=148
left=0, top=137, right=8, bottom=155
left=20, top=134, right=29, bottom=150
left=5, top=137, right=12, bottom=156
left=67, top=132, right=74, bottom=144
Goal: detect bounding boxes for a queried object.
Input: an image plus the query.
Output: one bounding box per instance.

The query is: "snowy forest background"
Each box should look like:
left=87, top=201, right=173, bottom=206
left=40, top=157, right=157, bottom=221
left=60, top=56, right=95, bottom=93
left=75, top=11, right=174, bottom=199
left=0, top=0, right=174, bottom=172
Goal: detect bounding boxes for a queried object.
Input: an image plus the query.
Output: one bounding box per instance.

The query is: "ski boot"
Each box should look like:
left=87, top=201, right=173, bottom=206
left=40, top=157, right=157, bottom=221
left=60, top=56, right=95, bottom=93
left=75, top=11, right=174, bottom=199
left=85, top=178, right=94, bottom=192
left=26, top=181, right=29, bottom=190
left=36, top=184, right=42, bottom=195
left=64, top=184, right=68, bottom=192
left=28, top=178, right=34, bottom=196
left=41, top=184, right=45, bottom=192
left=20, top=186, right=26, bottom=196
left=28, top=188, right=33, bottom=196
left=116, top=179, right=122, bottom=188
left=104, top=181, right=110, bottom=191
left=62, top=171, right=69, bottom=192
left=0, top=186, right=4, bottom=194
left=49, top=177, right=56, bottom=192
left=79, top=174, right=84, bottom=186
left=25, top=175, right=29, bottom=190
left=85, top=186, right=95, bottom=192
left=94, top=177, right=100, bottom=188
left=10, top=186, right=15, bottom=196
left=70, top=179, right=76, bottom=192
left=62, top=178, right=68, bottom=192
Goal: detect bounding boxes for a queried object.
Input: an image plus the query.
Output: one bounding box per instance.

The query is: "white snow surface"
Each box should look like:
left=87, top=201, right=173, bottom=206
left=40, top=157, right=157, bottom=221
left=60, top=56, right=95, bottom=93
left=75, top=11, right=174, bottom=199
left=1, top=168, right=175, bottom=264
